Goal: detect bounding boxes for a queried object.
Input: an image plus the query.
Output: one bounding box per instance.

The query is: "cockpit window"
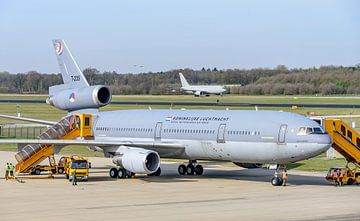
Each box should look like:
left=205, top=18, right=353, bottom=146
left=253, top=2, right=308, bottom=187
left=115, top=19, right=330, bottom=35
left=298, top=127, right=325, bottom=135
left=298, top=127, right=307, bottom=135
left=306, top=127, right=313, bottom=134
left=312, top=127, right=325, bottom=134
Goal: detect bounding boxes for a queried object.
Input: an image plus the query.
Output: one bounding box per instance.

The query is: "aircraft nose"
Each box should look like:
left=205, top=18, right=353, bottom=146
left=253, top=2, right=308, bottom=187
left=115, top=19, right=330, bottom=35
left=315, top=134, right=332, bottom=153
left=318, top=134, right=332, bottom=145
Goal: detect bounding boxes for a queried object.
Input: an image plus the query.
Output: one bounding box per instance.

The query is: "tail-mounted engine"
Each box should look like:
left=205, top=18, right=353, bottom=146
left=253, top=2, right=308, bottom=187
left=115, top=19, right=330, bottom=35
left=47, top=85, right=111, bottom=111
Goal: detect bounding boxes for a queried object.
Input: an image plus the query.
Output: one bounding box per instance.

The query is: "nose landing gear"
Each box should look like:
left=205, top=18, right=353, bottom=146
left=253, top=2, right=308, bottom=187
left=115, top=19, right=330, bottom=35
left=178, top=160, right=204, bottom=176
left=271, top=164, right=285, bottom=186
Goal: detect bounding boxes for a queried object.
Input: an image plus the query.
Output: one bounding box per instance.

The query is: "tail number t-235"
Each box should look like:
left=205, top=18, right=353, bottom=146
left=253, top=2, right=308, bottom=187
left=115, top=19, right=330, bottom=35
left=71, top=75, right=81, bottom=82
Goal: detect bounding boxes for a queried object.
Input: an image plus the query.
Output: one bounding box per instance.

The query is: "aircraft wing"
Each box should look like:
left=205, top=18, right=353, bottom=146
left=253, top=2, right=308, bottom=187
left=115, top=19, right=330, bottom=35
left=0, top=139, right=185, bottom=149
left=0, top=114, right=56, bottom=126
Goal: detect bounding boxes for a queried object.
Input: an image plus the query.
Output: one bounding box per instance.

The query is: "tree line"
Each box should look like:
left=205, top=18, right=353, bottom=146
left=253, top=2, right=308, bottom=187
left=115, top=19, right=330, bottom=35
left=1, top=65, right=360, bottom=95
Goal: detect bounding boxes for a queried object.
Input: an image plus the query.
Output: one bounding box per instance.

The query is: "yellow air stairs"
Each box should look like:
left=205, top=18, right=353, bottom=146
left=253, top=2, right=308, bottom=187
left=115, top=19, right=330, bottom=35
left=324, top=119, right=360, bottom=168
left=15, top=114, right=93, bottom=174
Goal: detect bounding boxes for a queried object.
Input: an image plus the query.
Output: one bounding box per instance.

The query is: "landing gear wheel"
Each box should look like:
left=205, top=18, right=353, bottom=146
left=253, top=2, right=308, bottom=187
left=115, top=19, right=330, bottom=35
left=127, top=172, right=136, bottom=178
left=118, top=168, right=127, bottom=179
left=347, top=178, right=354, bottom=185
left=186, top=164, right=195, bottom=175
left=178, top=164, right=186, bottom=175
left=58, top=168, right=64, bottom=174
left=271, top=177, right=284, bottom=186
left=194, top=165, right=204, bottom=175
left=149, top=167, right=162, bottom=176
left=109, top=168, right=118, bottom=178
left=153, top=167, right=161, bottom=176
left=34, top=168, right=41, bottom=175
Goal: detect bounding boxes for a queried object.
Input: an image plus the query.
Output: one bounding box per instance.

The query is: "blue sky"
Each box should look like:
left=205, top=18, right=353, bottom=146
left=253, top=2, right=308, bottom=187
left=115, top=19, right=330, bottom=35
left=0, top=0, right=359, bottom=74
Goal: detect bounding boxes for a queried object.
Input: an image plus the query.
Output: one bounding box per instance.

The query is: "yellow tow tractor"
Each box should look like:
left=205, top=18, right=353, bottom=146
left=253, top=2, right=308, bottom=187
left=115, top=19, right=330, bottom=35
left=325, top=164, right=360, bottom=185
left=65, top=156, right=90, bottom=182
left=57, top=156, right=73, bottom=174
left=29, top=165, right=57, bottom=175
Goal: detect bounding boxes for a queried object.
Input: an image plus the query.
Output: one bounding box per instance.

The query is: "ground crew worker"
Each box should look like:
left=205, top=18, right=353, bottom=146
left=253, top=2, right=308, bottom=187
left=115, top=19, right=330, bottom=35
left=339, top=169, right=346, bottom=186
left=5, top=163, right=10, bottom=180
left=333, top=169, right=339, bottom=186
left=9, top=163, right=14, bottom=178
left=72, top=169, right=77, bottom=186
left=282, top=170, right=288, bottom=186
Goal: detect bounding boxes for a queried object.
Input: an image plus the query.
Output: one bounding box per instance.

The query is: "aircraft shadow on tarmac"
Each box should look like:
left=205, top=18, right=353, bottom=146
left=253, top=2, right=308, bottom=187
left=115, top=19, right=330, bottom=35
left=87, top=163, right=329, bottom=186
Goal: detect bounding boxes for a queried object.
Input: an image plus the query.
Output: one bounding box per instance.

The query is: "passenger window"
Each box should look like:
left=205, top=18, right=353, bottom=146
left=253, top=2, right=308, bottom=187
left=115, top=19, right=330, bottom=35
left=348, top=130, right=352, bottom=140
left=84, top=117, right=90, bottom=126
left=341, top=125, right=346, bottom=136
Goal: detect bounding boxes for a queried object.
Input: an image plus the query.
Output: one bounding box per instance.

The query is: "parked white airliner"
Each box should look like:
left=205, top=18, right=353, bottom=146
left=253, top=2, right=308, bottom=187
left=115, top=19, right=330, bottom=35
left=179, top=73, right=226, bottom=96
left=0, top=40, right=331, bottom=186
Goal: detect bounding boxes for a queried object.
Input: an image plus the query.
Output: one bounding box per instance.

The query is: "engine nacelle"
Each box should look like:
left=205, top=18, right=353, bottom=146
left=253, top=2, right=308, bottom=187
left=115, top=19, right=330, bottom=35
left=47, top=85, right=111, bottom=111
left=233, top=162, right=263, bottom=169
left=112, top=147, right=160, bottom=174
left=194, top=91, right=202, bottom=96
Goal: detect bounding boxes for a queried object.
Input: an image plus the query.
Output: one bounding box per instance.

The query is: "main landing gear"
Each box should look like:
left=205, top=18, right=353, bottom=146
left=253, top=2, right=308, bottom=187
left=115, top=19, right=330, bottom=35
left=109, top=167, right=162, bottom=179
left=147, top=167, right=161, bottom=177
left=109, top=167, right=135, bottom=179
left=178, top=160, right=204, bottom=176
left=271, top=165, right=285, bottom=186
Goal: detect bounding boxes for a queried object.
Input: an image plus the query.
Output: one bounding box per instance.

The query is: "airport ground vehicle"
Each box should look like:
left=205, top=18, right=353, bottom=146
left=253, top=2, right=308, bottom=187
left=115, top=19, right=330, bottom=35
left=30, top=165, right=57, bottom=175
left=28, top=156, right=81, bottom=175
left=12, top=114, right=93, bottom=176
left=57, top=156, right=72, bottom=174
left=325, top=165, right=360, bottom=185
left=312, top=117, right=360, bottom=185
left=65, top=156, right=89, bottom=182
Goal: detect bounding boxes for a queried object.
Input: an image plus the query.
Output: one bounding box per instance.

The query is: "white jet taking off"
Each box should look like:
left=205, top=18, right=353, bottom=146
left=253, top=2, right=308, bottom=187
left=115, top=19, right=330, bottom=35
left=179, top=73, right=226, bottom=96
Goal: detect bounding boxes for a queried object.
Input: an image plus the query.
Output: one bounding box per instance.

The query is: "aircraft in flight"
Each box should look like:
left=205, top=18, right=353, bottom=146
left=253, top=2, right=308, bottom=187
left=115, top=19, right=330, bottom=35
left=0, top=40, right=331, bottom=185
left=179, top=73, right=226, bottom=96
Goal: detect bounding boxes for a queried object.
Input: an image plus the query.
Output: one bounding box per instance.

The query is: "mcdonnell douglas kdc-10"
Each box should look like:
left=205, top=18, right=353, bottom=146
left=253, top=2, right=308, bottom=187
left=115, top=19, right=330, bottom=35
left=0, top=40, right=331, bottom=185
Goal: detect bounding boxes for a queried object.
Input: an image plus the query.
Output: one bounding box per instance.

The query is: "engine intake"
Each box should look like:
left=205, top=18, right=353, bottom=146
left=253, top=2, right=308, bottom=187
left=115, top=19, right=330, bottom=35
left=47, top=85, right=111, bottom=111
left=112, top=147, right=160, bottom=174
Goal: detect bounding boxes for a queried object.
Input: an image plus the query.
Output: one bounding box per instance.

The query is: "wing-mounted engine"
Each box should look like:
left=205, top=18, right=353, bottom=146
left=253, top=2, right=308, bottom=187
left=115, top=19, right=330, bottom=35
left=47, top=85, right=112, bottom=111
left=194, top=91, right=202, bottom=96
left=112, top=146, right=160, bottom=174
left=233, top=162, right=263, bottom=169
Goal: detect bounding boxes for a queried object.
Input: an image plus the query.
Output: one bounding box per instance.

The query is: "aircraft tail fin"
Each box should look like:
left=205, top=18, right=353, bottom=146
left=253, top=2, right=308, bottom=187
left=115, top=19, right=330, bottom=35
left=179, top=73, right=190, bottom=87
left=52, top=39, right=89, bottom=89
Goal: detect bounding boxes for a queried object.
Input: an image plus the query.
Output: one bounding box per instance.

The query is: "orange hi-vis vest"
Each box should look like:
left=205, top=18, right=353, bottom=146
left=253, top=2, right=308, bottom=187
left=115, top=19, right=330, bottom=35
left=333, top=171, right=338, bottom=178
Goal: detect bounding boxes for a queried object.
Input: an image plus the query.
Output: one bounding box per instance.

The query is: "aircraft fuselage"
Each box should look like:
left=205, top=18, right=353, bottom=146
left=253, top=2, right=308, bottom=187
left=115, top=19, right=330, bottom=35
left=92, top=109, right=331, bottom=164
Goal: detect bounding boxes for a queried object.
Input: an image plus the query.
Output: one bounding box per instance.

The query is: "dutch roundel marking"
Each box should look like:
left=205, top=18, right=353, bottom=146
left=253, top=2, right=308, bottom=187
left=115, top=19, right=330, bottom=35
left=69, top=93, right=75, bottom=103
left=55, top=41, right=63, bottom=56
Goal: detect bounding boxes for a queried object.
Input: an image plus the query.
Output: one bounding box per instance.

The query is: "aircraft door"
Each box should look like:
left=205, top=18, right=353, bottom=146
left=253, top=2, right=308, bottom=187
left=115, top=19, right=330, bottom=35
left=154, top=122, right=162, bottom=141
left=217, top=124, right=226, bottom=143
left=278, top=124, right=287, bottom=144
